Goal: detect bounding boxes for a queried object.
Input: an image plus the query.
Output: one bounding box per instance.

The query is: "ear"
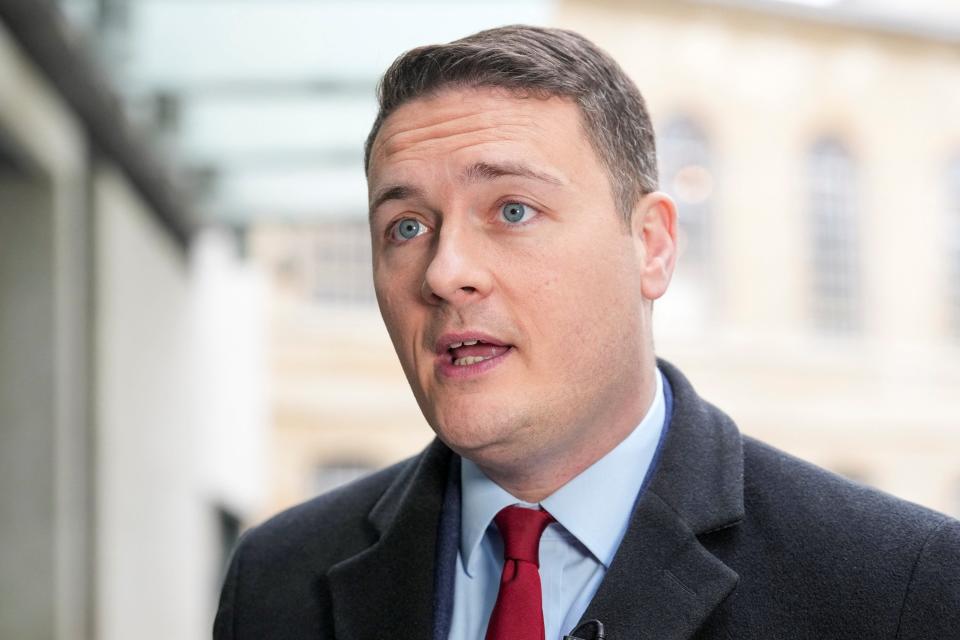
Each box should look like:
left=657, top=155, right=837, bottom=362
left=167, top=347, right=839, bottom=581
left=630, top=191, right=678, bottom=301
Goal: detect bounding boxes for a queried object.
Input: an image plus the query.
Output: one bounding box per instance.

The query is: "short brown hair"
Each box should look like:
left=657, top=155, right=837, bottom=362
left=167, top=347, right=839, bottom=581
left=364, top=24, right=658, bottom=219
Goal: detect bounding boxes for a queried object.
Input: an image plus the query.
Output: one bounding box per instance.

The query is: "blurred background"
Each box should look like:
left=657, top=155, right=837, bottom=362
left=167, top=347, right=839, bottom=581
left=1, top=0, right=959, bottom=638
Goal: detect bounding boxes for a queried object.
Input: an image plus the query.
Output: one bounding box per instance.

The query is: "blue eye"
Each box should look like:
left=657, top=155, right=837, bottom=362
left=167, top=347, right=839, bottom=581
left=391, top=218, right=427, bottom=241
left=501, top=202, right=531, bottom=224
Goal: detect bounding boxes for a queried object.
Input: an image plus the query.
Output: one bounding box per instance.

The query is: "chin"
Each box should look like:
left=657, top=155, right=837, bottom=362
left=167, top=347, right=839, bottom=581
left=434, top=418, right=512, bottom=459
left=432, top=420, right=505, bottom=456
left=430, top=405, right=527, bottom=460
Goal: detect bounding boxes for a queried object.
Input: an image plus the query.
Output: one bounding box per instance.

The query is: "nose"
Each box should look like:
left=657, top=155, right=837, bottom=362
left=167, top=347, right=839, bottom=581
left=421, top=223, right=493, bottom=306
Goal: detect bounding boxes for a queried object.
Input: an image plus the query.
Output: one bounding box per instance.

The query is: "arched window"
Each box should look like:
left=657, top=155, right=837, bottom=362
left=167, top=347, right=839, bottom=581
left=808, top=138, right=860, bottom=334
left=658, top=117, right=714, bottom=273
left=947, top=156, right=960, bottom=339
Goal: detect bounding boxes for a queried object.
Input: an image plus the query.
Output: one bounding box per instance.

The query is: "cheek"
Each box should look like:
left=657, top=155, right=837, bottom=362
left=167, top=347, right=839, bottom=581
left=519, top=237, right=640, bottom=363
left=374, top=280, right=402, bottom=336
left=375, top=275, right=419, bottom=361
left=374, top=249, right=427, bottom=318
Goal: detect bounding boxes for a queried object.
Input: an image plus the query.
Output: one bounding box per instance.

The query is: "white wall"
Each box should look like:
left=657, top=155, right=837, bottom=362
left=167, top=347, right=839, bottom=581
left=0, top=17, right=92, bottom=640
left=2, top=14, right=269, bottom=639
left=93, top=165, right=209, bottom=640
left=192, top=228, right=269, bottom=520
left=94, top=172, right=269, bottom=639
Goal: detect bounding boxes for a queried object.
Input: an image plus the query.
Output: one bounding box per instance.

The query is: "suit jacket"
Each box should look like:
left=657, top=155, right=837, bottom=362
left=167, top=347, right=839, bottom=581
left=214, top=360, right=960, bottom=639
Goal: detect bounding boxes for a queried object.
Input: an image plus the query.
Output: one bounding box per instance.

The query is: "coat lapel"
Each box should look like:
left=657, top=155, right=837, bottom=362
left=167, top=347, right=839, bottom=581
left=576, top=360, right=745, bottom=639
left=576, top=491, right=739, bottom=639
left=326, top=439, right=453, bottom=640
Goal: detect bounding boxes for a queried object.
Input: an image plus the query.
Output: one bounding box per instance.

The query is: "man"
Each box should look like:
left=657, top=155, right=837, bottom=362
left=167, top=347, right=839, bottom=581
left=214, top=25, right=960, bottom=640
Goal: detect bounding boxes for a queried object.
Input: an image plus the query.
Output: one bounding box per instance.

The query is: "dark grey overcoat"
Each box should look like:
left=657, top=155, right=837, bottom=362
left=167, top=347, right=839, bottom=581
left=214, top=360, right=960, bottom=639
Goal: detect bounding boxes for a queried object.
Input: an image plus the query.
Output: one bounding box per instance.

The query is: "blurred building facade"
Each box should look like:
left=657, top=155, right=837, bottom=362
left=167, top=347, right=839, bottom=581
left=0, top=3, right=266, bottom=639
left=252, top=0, right=960, bottom=521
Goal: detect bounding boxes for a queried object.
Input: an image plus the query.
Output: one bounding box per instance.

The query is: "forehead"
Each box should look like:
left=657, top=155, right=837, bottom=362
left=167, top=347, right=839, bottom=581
left=367, top=87, right=594, bottom=185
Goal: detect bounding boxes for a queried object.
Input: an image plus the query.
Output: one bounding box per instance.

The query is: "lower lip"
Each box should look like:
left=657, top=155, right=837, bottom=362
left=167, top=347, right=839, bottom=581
left=435, top=346, right=513, bottom=380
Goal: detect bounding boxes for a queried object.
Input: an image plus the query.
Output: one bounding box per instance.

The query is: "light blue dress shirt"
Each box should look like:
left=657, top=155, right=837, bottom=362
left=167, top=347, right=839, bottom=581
left=449, top=368, right=666, bottom=640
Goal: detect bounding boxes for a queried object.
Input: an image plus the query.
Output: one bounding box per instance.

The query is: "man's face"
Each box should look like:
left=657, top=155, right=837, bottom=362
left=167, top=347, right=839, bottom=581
left=367, top=87, right=672, bottom=475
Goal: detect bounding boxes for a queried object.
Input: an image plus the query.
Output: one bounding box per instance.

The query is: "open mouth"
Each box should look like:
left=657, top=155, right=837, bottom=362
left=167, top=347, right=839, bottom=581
left=445, top=339, right=512, bottom=367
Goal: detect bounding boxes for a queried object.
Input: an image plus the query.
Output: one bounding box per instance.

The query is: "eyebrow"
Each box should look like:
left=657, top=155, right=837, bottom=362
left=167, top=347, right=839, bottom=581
left=369, top=184, right=425, bottom=219
left=368, top=161, right=563, bottom=220
left=462, top=161, right=564, bottom=187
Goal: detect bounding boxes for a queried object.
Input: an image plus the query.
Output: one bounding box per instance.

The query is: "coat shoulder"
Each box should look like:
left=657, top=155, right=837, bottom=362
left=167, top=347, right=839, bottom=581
left=741, top=435, right=953, bottom=537
left=712, top=436, right=960, bottom=637
left=240, top=454, right=417, bottom=568
left=213, top=455, right=421, bottom=639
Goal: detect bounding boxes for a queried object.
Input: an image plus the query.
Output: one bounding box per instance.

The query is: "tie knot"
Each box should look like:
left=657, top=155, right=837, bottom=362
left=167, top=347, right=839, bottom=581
left=494, top=505, right=554, bottom=566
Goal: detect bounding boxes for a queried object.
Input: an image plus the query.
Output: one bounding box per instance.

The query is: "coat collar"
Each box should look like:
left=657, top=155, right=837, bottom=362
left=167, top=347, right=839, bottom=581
left=575, top=359, right=744, bottom=639
left=649, top=359, right=745, bottom=535
left=326, top=438, right=453, bottom=640
left=326, top=359, right=744, bottom=640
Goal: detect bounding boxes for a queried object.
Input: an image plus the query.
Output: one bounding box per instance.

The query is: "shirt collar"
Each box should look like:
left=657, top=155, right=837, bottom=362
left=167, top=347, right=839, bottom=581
left=459, top=368, right=666, bottom=575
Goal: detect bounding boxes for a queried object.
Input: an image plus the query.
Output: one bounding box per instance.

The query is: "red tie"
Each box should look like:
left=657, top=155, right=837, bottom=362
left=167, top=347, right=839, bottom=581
left=484, top=506, right=555, bottom=640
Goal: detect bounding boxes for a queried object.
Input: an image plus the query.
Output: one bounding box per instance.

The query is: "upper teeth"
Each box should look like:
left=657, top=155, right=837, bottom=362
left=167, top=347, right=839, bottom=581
left=449, top=339, right=479, bottom=349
